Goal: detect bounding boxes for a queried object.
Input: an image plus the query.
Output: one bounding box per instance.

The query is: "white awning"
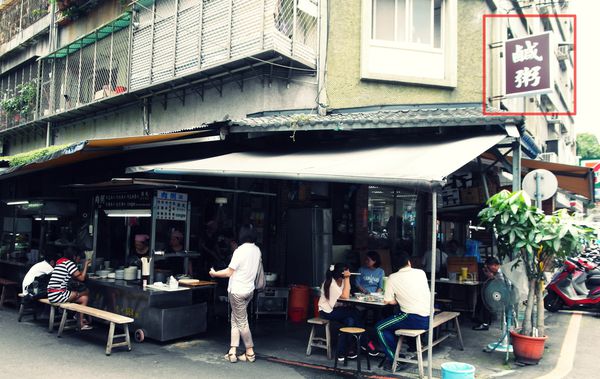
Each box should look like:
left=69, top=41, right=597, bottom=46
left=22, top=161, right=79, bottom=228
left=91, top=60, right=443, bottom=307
left=127, top=134, right=507, bottom=191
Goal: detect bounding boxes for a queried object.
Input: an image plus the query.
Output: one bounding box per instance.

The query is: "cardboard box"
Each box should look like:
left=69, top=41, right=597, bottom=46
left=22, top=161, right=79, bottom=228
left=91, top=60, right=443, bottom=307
left=460, top=187, right=484, bottom=204
left=442, top=188, right=460, bottom=207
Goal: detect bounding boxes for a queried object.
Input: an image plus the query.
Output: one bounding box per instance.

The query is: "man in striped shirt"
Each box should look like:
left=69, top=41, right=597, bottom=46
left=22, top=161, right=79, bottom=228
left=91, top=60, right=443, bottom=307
left=48, top=250, right=91, bottom=330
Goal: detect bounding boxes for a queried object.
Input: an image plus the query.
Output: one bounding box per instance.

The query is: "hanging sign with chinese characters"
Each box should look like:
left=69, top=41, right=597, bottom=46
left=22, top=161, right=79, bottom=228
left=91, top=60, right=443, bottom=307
left=155, top=190, right=188, bottom=221
left=504, top=32, right=552, bottom=98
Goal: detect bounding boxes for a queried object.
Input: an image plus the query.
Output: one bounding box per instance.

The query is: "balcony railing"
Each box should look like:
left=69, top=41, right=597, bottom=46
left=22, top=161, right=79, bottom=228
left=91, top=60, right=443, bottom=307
left=0, top=0, right=49, bottom=46
left=129, top=0, right=318, bottom=91
left=39, top=13, right=131, bottom=117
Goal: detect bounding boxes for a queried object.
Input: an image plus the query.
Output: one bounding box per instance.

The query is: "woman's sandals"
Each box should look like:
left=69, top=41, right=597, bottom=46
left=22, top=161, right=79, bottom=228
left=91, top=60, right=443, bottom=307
left=237, top=352, right=256, bottom=362
left=224, top=353, right=238, bottom=363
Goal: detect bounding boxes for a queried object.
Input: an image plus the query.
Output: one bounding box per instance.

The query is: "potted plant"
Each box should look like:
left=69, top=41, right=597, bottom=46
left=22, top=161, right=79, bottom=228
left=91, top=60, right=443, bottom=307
left=478, top=190, right=591, bottom=364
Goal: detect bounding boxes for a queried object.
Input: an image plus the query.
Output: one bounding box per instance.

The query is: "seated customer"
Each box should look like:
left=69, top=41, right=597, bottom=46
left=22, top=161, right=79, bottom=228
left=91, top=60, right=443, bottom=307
left=356, top=251, right=385, bottom=294
left=376, top=254, right=430, bottom=365
left=22, top=253, right=57, bottom=294
left=473, top=257, right=507, bottom=331
left=47, top=250, right=91, bottom=330
left=318, top=263, right=362, bottom=361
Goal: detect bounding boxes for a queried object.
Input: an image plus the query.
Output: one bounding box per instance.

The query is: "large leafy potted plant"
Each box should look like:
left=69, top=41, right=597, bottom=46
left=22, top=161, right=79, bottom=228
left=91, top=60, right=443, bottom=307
left=478, top=190, right=591, bottom=363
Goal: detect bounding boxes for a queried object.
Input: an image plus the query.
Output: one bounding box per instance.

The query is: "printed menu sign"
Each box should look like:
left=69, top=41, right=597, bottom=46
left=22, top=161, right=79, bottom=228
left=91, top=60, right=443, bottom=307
left=155, top=191, right=188, bottom=221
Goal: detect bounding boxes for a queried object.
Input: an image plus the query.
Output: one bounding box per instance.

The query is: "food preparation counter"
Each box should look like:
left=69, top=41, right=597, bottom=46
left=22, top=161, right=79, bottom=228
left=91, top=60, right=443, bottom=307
left=86, top=277, right=216, bottom=342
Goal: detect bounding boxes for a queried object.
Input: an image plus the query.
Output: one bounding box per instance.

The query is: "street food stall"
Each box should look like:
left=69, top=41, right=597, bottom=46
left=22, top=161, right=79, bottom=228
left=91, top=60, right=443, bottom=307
left=87, top=188, right=215, bottom=342
left=0, top=198, right=77, bottom=282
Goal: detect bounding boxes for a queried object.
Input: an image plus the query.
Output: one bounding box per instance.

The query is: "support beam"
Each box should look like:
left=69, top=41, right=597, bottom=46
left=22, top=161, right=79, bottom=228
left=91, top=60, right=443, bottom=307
left=489, top=147, right=513, bottom=173
left=427, top=190, right=437, bottom=379
left=512, top=137, right=522, bottom=191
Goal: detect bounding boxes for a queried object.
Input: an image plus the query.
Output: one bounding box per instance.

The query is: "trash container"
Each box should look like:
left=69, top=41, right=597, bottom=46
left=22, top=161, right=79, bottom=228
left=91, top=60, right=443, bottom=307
left=441, top=362, right=475, bottom=379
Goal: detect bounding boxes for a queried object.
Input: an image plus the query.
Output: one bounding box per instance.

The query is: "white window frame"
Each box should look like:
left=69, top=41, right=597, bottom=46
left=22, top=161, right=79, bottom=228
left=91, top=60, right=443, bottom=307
left=361, top=0, right=457, bottom=87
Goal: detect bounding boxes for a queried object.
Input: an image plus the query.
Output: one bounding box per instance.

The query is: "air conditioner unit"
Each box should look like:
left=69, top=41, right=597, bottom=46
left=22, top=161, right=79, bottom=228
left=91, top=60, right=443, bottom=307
left=556, top=45, right=570, bottom=61
left=539, top=152, right=558, bottom=163
left=538, top=4, right=550, bottom=14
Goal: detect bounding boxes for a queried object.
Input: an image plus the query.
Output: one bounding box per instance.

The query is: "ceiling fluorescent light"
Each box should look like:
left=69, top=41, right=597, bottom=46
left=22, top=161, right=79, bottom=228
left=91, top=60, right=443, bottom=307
left=104, top=209, right=152, bottom=218
left=6, top=200, right=29, bottom=205
left=34, top=216, right=58, bottom=221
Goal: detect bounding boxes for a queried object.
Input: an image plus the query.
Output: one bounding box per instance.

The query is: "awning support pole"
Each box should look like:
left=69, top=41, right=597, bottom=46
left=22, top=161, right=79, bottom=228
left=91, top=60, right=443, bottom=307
left=512, top=137, right=522, bottom=191
left=427, top=190, right=437, bottom=379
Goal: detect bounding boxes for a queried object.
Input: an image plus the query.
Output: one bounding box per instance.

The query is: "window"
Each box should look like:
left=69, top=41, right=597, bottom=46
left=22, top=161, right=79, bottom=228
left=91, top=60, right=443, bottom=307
left=368, top=186, right=418, bottom=256
left=361, top=0, right=456, bottom=87
left=371, top=0, right=441, bottom=47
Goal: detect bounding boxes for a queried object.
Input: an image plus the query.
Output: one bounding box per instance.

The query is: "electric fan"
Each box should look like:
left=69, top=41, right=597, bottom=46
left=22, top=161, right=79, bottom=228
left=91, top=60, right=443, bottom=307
left=481, top=277, right=520, bottom=362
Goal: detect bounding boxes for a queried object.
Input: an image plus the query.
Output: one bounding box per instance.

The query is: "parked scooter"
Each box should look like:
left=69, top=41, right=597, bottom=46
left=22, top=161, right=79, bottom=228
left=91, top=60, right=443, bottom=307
left=544, top=257, right=600, bottom=312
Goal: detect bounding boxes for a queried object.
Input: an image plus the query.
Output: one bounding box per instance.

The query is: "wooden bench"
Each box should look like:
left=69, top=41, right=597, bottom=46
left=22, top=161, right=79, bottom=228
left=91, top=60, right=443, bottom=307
left=57, top=303, right=134, bottom=355
left=17, top=293, right=36, bottom=322
left=392, top=311, right=464, bottom=378
left=0, top=278, right=19, bottom=307
left=37, top=298, right=64, bottom=332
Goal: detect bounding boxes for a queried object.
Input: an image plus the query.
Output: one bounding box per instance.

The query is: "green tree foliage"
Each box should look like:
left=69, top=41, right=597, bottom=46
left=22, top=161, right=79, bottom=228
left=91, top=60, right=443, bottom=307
left=478, top=190, right=593, bottom=337
left=576, top=133, right=600, bottom=159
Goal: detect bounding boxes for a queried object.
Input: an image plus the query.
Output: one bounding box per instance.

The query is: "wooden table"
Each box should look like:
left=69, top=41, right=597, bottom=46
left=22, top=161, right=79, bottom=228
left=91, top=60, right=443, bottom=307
left=432, top=279, right=481, bottom=317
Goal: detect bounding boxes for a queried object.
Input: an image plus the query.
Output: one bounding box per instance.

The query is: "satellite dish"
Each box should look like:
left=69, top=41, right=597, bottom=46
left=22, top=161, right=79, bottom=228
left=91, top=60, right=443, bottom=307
left=522, top=169, right=558, bottom=202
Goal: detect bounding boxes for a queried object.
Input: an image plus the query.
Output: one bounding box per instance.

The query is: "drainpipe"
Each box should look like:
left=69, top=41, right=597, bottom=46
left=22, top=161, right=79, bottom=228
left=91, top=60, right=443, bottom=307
left=49, top=1, right=57, bottom=51
left=316, top=0, right=328, bottom=115
left=45, top=122, right=52, bottom=147
left=142, top=98, right=150, bottom=135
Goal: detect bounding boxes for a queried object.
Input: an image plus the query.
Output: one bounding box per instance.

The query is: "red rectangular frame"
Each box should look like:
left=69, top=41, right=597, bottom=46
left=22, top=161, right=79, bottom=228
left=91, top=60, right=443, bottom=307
left=482, top=14, right=576, bottom=116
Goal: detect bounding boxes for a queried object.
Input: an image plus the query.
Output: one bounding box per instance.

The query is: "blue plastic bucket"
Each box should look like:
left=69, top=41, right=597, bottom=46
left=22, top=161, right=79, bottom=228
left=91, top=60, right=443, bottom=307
left=441, top=362, right=475, bottom=379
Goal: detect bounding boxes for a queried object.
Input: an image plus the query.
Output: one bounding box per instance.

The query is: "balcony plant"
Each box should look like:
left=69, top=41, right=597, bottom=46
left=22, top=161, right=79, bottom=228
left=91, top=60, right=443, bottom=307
left=0, top=81, right=37, bottom=122
left=478, top=190, right=591, bottom=363
left=49, top=0, right=83, bottom=23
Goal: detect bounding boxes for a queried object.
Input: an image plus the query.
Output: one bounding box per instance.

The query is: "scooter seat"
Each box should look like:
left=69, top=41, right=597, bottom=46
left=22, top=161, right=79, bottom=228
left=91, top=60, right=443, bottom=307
left=586, top=275, right=600, bottom=288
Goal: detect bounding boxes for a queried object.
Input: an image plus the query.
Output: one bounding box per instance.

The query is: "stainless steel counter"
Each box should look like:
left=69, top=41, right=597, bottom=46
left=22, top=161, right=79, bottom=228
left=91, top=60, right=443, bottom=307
left=86, top=278, right=215, bottom=342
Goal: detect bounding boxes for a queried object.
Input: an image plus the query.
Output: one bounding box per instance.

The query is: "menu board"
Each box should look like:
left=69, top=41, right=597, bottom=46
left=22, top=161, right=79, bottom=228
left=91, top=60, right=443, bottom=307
left=155, top=191, right=188, bottom=221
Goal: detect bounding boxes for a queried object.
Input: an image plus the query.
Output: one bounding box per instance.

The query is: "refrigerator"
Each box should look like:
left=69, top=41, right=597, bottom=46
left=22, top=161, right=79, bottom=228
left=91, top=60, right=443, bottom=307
left=286, top=208, right=332, bottom=287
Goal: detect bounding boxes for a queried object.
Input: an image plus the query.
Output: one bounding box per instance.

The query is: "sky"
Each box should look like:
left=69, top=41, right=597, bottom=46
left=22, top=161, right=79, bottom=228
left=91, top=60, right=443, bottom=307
left=572, top=0, right=600, bottom=139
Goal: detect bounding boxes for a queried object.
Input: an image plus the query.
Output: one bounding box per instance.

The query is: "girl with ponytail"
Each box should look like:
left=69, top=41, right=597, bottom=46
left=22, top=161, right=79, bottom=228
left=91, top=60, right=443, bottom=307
left=318, top=263, right=362, bottom=361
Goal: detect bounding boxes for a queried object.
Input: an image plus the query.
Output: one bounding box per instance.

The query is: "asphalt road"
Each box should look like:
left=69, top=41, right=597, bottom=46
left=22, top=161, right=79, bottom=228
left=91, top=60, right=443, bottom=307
left=0, top=307, right=343, bottom=379
left=568, top=312, right=600, bottom=379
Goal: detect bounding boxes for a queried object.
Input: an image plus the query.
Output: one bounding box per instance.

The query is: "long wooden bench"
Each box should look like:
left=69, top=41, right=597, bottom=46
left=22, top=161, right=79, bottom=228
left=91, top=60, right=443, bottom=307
left=392, top=311, right=464, bottom=378
left=37, top=298, right=60, bottom=332
left=57, top=303, right=134, bottom=355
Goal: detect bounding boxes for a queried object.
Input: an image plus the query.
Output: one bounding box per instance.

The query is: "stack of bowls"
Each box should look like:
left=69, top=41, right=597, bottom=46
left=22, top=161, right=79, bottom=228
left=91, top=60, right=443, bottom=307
left=124, top=266, right=137, bottom=281
left=115, top=269, right=125, bottom=280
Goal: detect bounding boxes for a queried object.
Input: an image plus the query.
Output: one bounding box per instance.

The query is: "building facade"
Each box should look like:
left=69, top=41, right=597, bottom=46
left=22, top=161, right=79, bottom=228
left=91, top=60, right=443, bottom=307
left=0, top=0, right=321, bottom=155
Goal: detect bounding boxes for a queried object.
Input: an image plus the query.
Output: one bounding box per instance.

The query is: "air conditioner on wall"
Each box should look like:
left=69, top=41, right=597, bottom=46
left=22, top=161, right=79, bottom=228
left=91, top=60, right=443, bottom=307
left=539, top=152, right=558, bottom=163
left=556, top=45, right=570, bottom=61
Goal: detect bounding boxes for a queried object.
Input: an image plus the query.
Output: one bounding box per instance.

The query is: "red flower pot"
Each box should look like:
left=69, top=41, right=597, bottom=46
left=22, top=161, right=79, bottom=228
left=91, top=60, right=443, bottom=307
left=510, top=330, right=547, bottom=364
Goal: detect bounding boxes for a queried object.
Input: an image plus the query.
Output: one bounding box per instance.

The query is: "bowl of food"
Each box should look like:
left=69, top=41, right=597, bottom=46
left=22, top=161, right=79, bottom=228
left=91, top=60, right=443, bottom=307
left=354, top=293, right=366, bottom=301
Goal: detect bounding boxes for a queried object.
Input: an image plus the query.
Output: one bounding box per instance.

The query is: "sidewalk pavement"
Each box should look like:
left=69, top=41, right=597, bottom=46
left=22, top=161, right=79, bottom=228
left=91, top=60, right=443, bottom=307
left=0, top=302, right=588, bottom=379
